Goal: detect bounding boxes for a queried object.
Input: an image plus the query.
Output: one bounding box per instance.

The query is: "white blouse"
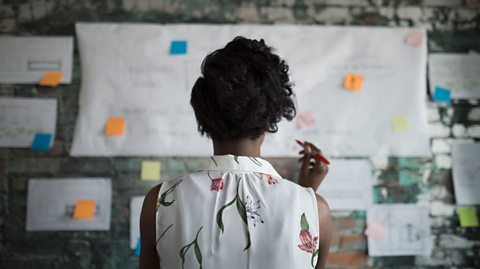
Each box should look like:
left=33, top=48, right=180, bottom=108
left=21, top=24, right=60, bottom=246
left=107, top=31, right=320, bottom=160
left=155, top=155, right=320, bottom=268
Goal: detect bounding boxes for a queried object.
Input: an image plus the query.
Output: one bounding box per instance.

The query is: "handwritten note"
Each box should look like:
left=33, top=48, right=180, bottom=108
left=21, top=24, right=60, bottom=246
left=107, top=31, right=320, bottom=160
left=104, top=117, right=125, bottom=136
left=296, top=111, right=316, bottom=130
left=170, top=40, right=188, bottom=55
left=73, top=200, right=96, bottom=219
left=141, top=161, right=161, bottom=181
left=31, top=133, right=52, bottom=151
left=433, top=86, right=452, bottom=104
left=343, top=73, right=363, bottom=91
left=39, top=71, right=63, bottom=86
left=405, top=30, right=423, bottom=47
left=391, top=115, right=409, bottom=133
left=365, top=220, right=387, bottom=241
left=458, top=207, right=479, bottom=227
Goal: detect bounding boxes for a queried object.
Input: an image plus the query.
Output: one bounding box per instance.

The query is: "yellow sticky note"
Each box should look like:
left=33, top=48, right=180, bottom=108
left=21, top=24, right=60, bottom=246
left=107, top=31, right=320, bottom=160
left=73, top=200, right=96, bottom=219
left=39, top=71, right=63, bottom=86
left=104, top=117, right=126, bottom=136
left=458, top=207, right=479, bottom=227
left=141, top=161, right=161, bottom=181
left=343, top=73, right=363, bottom=92
left=391, top=115, right=409, bottom=132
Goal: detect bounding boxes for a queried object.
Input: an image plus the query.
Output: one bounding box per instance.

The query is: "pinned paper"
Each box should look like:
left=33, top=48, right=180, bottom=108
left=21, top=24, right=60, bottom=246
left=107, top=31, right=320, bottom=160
left=104, top=117, right=125, bottom=136
left=458, top=207, right=479, bottom=227
left=39, top=71, right=63, bottom=86
left=141, top=161, right=161, bottom=181
left=73, top=200, right=96, bottom=220
left=433, top=86, right=451, bottom=104
left=405, top=30, right=423, bottom=47
left=31, top=133, right=52, bottom=151
left=134, top=237, right=141, bottom=256
left=343, top=73, right=363, bottom=91
left=391, top=115, right=409, bottom=133
left=170, top=40, right=188, bottom=55
left=365, top=220, right=387, bottom=241
left=296, top=111, right=316, bottom=129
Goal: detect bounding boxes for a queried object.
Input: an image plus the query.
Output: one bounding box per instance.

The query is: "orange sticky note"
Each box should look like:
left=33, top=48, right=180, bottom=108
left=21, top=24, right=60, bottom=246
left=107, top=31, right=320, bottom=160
left=343, top=73, right=363, bottom=91
left=39, top=71, right=63, bottom=86
left=73, top=200, right=96, bottom=219
left=104, top=117, right=126, bottom=136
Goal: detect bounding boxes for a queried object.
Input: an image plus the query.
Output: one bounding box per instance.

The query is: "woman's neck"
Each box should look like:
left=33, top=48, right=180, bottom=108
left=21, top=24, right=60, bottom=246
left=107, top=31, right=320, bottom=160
left=212, top=136, right=264, bottom=157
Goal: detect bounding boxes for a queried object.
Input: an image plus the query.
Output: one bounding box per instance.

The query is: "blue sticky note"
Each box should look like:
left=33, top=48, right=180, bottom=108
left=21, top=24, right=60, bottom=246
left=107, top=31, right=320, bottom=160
left=433, top=86, right=451, bottom=104
left=31, top=133, right=52, bottom=151
left=170, top=40, right=187, bottom=55
left=134, top=237, right=141, bottom=257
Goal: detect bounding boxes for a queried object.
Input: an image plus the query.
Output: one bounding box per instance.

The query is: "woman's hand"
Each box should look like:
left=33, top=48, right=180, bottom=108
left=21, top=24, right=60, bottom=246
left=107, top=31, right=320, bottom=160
left=297, top=141, right=329, bottom=190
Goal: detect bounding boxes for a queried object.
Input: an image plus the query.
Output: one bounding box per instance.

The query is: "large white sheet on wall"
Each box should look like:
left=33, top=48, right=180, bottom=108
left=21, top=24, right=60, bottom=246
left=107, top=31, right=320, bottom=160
left=72, top=23, right=430, bottom=157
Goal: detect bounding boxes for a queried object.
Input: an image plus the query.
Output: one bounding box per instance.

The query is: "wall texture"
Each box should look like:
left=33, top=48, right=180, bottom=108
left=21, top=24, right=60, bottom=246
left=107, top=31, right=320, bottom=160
left=1, top=0, right=480, bottom=268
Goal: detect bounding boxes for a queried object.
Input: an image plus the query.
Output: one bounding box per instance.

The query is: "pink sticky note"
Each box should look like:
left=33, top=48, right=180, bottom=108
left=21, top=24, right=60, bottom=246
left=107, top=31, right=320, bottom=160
left=296, top=111, right=316, bottom=130
left=405, top=30, right=423, bottom=47
left=364, top=220, right=387, bottom=241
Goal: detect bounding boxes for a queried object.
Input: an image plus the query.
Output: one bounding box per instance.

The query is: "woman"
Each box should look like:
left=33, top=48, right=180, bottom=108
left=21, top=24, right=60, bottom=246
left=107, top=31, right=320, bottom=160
left=140, top=36, right=332, bottom=269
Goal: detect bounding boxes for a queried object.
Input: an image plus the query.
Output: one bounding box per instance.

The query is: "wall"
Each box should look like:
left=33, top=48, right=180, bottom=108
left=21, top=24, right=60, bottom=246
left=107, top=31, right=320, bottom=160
left=1, top=0, right=480, bottom=268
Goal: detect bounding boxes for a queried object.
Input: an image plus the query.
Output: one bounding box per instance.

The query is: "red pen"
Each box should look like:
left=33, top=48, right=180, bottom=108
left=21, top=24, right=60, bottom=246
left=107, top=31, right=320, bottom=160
left=295, top=139, right=330, bottom=165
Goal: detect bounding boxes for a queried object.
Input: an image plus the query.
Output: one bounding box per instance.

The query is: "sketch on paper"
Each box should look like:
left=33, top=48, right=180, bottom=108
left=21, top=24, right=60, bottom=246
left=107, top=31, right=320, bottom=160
left=367, top=204, right=432, bottom=256
left=452, top=142, right=480, bottom=205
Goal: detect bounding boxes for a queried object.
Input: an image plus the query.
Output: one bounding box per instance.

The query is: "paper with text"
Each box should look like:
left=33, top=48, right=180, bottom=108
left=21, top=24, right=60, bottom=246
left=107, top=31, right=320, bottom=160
left=452, top=142, right=480, bottom=205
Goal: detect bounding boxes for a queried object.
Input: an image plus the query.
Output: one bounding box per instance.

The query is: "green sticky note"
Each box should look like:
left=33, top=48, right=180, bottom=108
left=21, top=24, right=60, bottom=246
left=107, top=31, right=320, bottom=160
left=141, top=161, right=161, bottom=181
left=458, top=207, right=479, bottom=227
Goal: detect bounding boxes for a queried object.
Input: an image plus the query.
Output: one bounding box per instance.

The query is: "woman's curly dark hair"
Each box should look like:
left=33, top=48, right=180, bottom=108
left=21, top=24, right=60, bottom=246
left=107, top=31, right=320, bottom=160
left=190, top=36, right=296, bottom=141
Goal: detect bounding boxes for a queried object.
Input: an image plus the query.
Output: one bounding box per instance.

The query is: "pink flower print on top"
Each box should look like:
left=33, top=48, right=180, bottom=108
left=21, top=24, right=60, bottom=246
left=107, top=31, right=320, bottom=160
left=297, top=229, right=318, bottom=253
left=210, top=177, right=224, bottom=191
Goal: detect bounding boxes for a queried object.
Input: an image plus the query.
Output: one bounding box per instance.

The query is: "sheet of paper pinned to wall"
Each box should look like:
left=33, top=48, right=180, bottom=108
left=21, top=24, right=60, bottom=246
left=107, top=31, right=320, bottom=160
left=26, top=178, right=112, bottom=231
left=0, top=97, right=57, bottom=148
left=452, top=142, right=480, bottom=205
left=0, top=37, right=73, bottom=84
left=429, top=53, right=480, bottom=99
left=367, top=204, right=432, bottom=257
left=72, top=23, right=430, bottom=157
left=316, top=159, right=373, bottom=211
left=130, top=196, right=145, bottom=249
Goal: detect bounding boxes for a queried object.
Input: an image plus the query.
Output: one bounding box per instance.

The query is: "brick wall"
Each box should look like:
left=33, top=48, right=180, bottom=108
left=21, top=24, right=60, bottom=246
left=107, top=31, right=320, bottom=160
left=1, top=0, right=479, bottom=268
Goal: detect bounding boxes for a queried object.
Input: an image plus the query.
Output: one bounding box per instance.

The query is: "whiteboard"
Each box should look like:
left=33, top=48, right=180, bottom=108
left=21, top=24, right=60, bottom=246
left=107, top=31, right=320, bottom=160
left=0, top=97, right=57, bottom=148
left=72, top=23, right=430, bottom=157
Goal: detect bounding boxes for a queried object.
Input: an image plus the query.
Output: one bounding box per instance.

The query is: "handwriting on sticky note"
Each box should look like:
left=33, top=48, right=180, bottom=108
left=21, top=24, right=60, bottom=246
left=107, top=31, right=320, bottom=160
left=170, top=40, right=188, bottom=55
left=365, top=220, right=387, bottom=241
left=39, top=71, right=63, bottom=86
left=458, top=207, right=479, bottom=227
left=433, top=86, right=451, bottom=104
left=405, top=30, right=423, bottom=47
left=73, top=200, right=96, bottom=220
left=296, top=111, right=316, bottom=130
left=391, top=115, right=409, bottom=133
left=343, top=73, right=363, bottom=91
left=141, top=161, right=161, bottom=181
left=31, top=133, right=52, bottom=151
left=105, top=117, right=125, bottom=136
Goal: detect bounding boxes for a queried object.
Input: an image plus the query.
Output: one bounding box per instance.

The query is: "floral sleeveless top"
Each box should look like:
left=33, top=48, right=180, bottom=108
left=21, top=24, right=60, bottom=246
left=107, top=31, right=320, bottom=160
left=155, top=155, right=320, bottom=268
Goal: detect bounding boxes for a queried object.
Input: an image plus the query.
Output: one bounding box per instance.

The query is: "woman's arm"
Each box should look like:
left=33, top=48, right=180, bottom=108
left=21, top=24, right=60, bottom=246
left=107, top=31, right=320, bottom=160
left=139, top=184, right=161, bottom=269
left=315, top=194, right=333, bottom=269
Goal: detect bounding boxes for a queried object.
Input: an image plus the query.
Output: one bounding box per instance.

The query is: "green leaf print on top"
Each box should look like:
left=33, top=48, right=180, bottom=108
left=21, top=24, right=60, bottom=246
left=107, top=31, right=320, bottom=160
left=297, top=213, right=320, bottom=268
left=158, top=178, right=183, bottom=207
left=215, top=177, right=252, bottom=251
left=248, top=157, right=263, bottom=167
left=180, top=226, right=203, bottom=269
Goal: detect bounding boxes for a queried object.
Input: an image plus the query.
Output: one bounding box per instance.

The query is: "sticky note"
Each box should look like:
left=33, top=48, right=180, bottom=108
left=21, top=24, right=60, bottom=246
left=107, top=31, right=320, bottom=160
left=391, top=115, right=409, bottom=133
left=296, top=111, right=316, bottom=130
left=39, top=71, right=63, bottom=86
left=433, top=86, right=451, bottom=104
left=364, top=220, right=387, bottom=241
left=73, top=200, right=96, bottom=220
left=31, top=133, right=52, bottom=151
left=343, top=73, right=363, bottom=91
left=104, top=117, right=126, bottom=136
left=141, top=161, right=161, bottom=181
left=134, top=237, right=141, bottom=256
left=405, top=30, right=423, bottom=47
left=458, top=207, right=479, bottom=227
left=170, top=40, right=188, bottom=55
